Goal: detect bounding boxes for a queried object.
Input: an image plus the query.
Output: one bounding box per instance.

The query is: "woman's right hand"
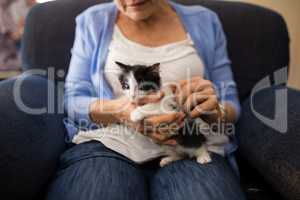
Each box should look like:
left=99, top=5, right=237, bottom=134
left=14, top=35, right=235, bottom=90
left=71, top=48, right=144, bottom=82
left=90, top=91, right=165, bottom=131
left=116, top=92, right=185, bottom=145
left=90, top=91, right=184, bottom=145
left=113, top=95, right=144, bottom=132
left=113, top=92, right=165, bottom=133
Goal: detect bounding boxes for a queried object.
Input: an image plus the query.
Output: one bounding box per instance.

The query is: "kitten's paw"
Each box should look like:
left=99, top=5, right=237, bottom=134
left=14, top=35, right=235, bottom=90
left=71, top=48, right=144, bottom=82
left=160, top=156, right=179, bottom=167
left=196, top=152, right=212, bottom=164
left=130, top=110, right=144, bottom=122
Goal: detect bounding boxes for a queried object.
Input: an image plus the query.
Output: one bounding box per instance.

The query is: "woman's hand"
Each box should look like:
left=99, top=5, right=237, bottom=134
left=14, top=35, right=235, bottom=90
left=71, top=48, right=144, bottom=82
left=116, top=93, right=185, bottom=145
left=175, top=76, right=222, bottom=122
left=90, top=91, right=185, bottom=145
left=113, top=96, right=144, bottom=131
left=90, top=91, right=163, bottom=129
left=143, top=112, right=185, bottom=145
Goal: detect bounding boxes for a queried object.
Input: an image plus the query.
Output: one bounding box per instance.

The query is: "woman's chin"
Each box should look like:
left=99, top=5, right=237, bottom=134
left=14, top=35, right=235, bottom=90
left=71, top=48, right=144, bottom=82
left=127, top=11, right=153, bottom=21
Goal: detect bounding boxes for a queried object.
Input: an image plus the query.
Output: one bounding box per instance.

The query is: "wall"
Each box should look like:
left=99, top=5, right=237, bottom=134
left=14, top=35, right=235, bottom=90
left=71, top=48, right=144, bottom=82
left=239, top=0, right=300, bottom=89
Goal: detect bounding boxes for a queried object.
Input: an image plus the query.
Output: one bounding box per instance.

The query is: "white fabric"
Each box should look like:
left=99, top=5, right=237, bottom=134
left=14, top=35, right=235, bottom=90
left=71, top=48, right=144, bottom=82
left=104, top=26, right=205, bottom=98
left=73, top=25, right=227, bottom=163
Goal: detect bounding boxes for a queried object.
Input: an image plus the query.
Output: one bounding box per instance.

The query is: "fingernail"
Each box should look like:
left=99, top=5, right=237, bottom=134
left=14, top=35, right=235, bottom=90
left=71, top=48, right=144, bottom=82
left=179, top=122, right=184, bottom=128
left=144, top=119, right=152, bottom=126
left=180, top=112, right=186, bottom=117
left=164, top=139, right=177, bottom=146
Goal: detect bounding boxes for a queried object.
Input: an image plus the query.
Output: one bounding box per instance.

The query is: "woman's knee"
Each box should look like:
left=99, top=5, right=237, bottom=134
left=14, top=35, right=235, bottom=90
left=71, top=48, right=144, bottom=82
left=46, top=142, right=148, bottom=200
left=150, top=155, right=245, bottom=200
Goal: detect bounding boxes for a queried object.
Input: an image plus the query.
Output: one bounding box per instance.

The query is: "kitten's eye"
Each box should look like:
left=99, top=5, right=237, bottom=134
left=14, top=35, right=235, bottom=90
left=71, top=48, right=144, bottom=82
left=139, top=83, right=157, bottom=91
left=119, top=75, right=130, bottom=90
left=123, top=82, right=130, bottom=90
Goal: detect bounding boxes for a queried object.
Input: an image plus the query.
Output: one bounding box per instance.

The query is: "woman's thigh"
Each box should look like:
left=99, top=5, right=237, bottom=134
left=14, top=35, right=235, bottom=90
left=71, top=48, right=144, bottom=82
left=46, top=141, right=148, bottom=200
left=150, top=154, right=246, bottom=200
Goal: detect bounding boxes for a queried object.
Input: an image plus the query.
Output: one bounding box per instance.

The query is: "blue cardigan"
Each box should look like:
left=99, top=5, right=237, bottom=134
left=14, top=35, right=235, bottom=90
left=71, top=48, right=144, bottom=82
left=64, top=1, right=241, bottom=157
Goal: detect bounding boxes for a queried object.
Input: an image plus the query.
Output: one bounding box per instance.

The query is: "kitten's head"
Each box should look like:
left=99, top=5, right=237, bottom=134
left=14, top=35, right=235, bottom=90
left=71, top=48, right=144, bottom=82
left=116, top=62, right=161, bottom=101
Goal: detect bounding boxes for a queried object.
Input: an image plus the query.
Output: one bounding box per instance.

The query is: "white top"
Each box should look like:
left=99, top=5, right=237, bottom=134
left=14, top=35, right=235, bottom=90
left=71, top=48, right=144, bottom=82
left=104, top=26, right=204, bottom=97
left=73, top=26, right=225, bottom=163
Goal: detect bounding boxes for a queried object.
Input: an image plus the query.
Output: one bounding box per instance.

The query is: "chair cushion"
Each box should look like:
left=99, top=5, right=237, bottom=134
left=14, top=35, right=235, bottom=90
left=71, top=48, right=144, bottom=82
left=0, top=75, right=67, bottom=200
left=237, top=86, right=300, bottom=200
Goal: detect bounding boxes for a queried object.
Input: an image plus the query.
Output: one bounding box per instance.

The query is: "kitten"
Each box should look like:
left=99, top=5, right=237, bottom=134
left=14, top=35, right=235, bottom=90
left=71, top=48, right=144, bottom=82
left=116, top=61, right=212, bottom=167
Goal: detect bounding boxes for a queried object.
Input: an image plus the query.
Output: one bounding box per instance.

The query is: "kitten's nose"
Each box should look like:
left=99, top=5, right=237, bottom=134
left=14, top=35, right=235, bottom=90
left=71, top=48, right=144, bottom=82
left=130, top=92, right=137, bottom=102
left=130, top=95, right=136, bottom=102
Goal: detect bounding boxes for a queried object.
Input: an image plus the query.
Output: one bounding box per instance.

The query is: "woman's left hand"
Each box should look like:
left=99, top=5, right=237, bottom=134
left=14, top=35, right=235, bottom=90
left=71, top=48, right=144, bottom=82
left=175, top=76, right=220, bottom=119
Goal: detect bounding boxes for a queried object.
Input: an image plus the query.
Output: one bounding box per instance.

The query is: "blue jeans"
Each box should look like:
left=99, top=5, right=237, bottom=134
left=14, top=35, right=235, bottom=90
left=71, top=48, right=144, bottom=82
left=46, top=141, right=246, bottom=200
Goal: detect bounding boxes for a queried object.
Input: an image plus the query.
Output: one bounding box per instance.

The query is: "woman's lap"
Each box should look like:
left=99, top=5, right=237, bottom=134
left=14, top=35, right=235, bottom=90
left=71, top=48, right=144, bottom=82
left=46, top=141, right=245, bottom=200
left=46, top=141, right=148, bottom=200
left=150, top=155, right=245, bottom=200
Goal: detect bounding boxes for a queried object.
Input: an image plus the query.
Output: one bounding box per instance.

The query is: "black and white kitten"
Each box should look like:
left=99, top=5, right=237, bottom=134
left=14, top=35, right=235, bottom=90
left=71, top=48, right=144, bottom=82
left=115, top=61, right=212, bottom=167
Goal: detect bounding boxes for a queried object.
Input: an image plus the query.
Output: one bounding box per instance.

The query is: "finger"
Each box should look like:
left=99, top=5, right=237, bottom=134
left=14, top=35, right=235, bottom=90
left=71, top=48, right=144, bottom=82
left=173, top=112, right=186, bottom=129
left=136, top=122, right=147, bottom=133
left=149, top=132, right=170, bottom=144
left=126, top=121, right=144, bottom=132
left=163, top=139, right=178, bottom=146
left=181, top=86, right=216, bottom=112
left=176, top=80, right=211, bottom=106
left=143, top=113, right=184, bottom=136
left=197, top=87, right=215, bottom=95
left=190, top=80, right=213, bottom=95
left=183, top=93, right=209, bottom=113
left=117, top=97, right=133, bottom=110
left=145, top=112, right=180, bottom=127
left=166, top=84, right=178, bottom=94
left=137, top=91, right=164, bottom=106
left=176, top=112, right=186, bottom=124
left=156, top=121, right=182, bottom=134
left=190, top=96, right=218, bottom=118
left=178, top=76, right=203, bottom=87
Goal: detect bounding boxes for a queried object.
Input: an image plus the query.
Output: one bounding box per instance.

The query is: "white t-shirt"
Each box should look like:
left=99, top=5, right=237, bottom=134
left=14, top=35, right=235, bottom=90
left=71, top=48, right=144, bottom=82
left=73, top=26, right=226, bottom=163
left=104, top=25, right=204, bottom=98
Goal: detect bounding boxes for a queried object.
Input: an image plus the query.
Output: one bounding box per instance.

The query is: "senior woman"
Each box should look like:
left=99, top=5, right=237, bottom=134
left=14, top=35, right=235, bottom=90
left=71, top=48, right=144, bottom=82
left=47, top=0, right=245, bottom=199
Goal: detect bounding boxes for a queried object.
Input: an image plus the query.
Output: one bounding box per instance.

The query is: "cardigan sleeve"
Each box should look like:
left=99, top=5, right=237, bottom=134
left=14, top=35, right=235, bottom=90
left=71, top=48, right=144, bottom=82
left=210, top=13, right=241, bottom=121
left=64, top=14, right=98, bottom=127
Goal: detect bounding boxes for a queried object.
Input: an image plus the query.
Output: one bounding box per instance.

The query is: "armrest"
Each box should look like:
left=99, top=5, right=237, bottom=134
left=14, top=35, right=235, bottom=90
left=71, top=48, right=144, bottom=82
left=237, top=86, right=300, bottom=200
left=0, top=74, right=67, bottom=200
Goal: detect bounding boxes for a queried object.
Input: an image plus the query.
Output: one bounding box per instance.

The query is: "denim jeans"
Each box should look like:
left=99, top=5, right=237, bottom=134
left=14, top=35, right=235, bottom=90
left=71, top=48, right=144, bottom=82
left=46, top=141, right=246, bottom=200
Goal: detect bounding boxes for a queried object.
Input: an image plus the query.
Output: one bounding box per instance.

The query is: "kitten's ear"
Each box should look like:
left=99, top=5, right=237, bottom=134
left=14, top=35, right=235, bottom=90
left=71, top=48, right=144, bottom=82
left=149, top=63, right=160, bottom=73
left=115, top=62, right=131, bottom=72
